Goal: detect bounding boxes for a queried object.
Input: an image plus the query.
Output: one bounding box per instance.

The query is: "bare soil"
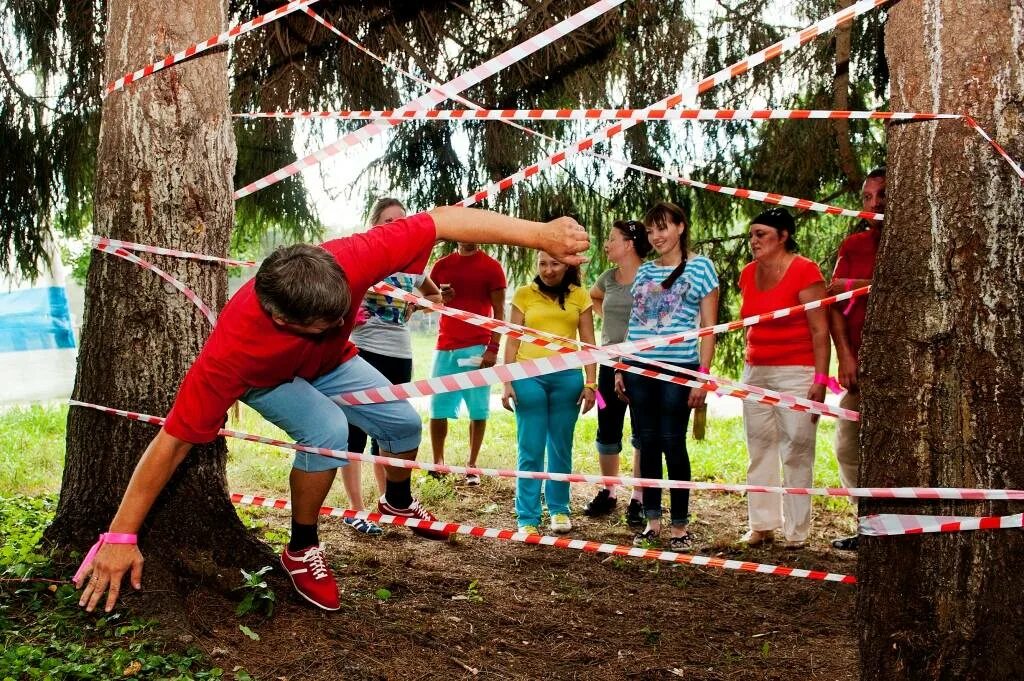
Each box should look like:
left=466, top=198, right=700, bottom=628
left=141, top=481, right=859, bottom=680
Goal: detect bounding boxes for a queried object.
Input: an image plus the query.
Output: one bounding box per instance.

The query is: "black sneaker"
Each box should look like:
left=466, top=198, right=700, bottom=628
left=625, top=499, right=644, bottom=528
left=667, top=534, right=693, bottom=552
left=831, top=535, right=859, bottom=551
left=632, top=529, right=659, bottom=547
left=583, top=489, right=617, bottom=517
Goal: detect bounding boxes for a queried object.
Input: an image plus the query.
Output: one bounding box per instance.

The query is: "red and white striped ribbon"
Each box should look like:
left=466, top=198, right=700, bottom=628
left=229, top=493, right=856, bottom=584
left=93, top=242, right=218, bottom=326
left=88, top=234, right=859, bottom=419
left=103, top=0, right=321, bottom=98
left=336, top=286, right=871, bottom=406
left=70, top=399, right=1024, bottom=501
left=92, top=236, right=257, bottom=267
left=232, top=0, right=627, bottom=199
left=859, top=512, right=1024, bottom=536
left=372, top=282, right=859, bottom=420
left=963, top=116, right=1024, bottom=182
left=235, top=107, right=961, bottom=122
left=455, top=0, right=893, bottom=208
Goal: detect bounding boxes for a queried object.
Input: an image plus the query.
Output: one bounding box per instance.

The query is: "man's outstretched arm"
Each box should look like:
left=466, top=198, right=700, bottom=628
left=77, top=428, right=194, bottom=612
left=428, top=207, right=589, bottom=265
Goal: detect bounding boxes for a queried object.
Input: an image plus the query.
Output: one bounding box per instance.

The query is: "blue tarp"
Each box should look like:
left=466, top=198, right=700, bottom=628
left=0, top=286, right=77, bottom=352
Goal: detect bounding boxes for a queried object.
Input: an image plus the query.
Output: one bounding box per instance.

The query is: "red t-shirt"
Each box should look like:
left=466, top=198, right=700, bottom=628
left=739, top=255, right=824, bottom=366
left=429, top=250, right=507, bottom=350
left=164, top=213, right=437, bottom=443
left=833, top=228, right=880, bottom=355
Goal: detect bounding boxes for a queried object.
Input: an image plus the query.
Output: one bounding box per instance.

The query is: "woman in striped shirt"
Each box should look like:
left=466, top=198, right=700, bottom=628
left=614, top=202, right=719, bottom=550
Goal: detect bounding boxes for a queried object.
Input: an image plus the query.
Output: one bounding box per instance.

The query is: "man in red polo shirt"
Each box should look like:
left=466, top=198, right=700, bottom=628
left=827, top=167, right=886, bottom=551
left=75, top=207, right=589, bottom=613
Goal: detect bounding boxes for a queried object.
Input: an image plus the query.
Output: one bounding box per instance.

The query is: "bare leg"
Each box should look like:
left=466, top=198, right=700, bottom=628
left=339, top=461, right=364, bottom=510
left=290, top=468, right=338, bottom=524
left=429, top=418, right=448, bottom=465
left=373, top=463, right=387, bottom=495
left=468, top=419, right=487, bottom=467
left=598, top=453, right=620, bottom=496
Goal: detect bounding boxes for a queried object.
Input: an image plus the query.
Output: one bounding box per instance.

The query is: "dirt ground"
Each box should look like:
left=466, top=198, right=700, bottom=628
left=146, top=481, right=859, bottom=680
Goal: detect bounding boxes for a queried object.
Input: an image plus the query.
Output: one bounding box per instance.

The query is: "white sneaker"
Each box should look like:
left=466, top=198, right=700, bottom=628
left=549, top=514, right=572, bottom=534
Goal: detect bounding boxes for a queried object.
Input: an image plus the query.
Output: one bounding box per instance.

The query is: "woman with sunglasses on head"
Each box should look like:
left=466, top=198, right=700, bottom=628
left=582, top=220, right=652, bottom=526
left=738, top=208, right=829, bottom=550
left=345, top=197, right=443, bottom=536
left=614, top=202, right=719, bottom=550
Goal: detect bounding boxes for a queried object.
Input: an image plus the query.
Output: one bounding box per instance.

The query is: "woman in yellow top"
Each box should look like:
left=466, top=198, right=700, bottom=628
left=502, top=252, right=597, bottom=535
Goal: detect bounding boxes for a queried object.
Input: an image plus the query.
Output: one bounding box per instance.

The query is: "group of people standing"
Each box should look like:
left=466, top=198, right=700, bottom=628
left=402, top=167, right=884, bottom=551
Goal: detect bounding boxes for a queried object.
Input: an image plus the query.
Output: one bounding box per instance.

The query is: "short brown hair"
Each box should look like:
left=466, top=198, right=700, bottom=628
left=254, top=244, right=350, bottom=325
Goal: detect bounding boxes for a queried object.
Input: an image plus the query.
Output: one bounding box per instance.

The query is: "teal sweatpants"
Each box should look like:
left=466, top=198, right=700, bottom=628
left=512, top=369, right=583, bottom=527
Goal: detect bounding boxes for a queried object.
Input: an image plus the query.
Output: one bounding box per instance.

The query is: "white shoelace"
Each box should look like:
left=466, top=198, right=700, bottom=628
left=301, top=545, right=329, bottom=580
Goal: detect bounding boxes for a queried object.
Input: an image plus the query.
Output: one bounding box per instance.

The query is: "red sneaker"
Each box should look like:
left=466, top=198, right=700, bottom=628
left=279, top=545, right=340, bottom=611
left=377, top=496, right=452, bottom=540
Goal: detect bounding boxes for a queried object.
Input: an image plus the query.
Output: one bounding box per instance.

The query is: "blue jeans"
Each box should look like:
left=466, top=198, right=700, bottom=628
left=622, top=363, right=696, bottom=525
left=512, top=369, right=583, bottom=527
left=242, top=356, right=422, bottom=472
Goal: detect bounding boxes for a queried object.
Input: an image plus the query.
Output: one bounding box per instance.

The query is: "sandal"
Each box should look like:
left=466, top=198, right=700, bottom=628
left=343, top=516, right=383, bottom=536
left=667, top=534, right=693, bottom=552
left=465, top=473, right=481, bottom=487
left=632, top=529, right=660, bottom=547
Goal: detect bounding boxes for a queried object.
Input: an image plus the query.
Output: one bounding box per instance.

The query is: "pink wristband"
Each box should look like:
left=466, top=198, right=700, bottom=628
left=73, top=532, right=138, bottom=585
left=813, top=373, right=844, bottom=395
left=698, top=366, right=710, bottom=375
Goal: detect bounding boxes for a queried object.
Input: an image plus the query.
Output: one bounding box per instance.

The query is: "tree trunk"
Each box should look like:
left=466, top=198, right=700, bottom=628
left=832, top=0, right=862, bottom=191
left=46, top=0, right=270, bottom=592
left=858, top=2, right=1024, bottom=679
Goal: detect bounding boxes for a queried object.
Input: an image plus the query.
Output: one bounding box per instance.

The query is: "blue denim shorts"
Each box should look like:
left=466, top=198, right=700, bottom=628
left=242, top=355, right=422, bottom=472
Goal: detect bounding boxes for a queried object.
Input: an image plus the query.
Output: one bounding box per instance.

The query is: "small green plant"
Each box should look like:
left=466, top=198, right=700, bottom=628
left=238, top=625, right=260, bottom=641
left=234, top=566, right=276, bottom=617
left=465, top=579, right=483, bottom=603
left=415, top=472, right=456, bottom=505
left=375, top=587, right=393, bottom=601
left=640, top=626, right=662, bottom=645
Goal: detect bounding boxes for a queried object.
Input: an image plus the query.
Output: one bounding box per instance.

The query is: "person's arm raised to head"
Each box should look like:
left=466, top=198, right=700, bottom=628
left=428, top=207, right=589, bottom=265
left=77, top=428, right=194, bottom=612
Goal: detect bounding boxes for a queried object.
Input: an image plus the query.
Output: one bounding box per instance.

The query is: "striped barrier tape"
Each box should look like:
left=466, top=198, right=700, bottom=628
left=235, top=107, right=962, bottom=122
left=289, top=14, right=886, bottom=221
left=371, top=281, right=860, bottom=421
left=70, top=399, right=1024, bottom=501
left=963, top=116, right=1024, bottom=182
left=92, top=236, right=257, bottom=267
left=87, top=235, right=867, bottom=419
left=335, top=287, right=871, bottom=406
left=859, top=512, right=1024, bottom=537
left=93, top=242, right=218, bottom=326
left=103, top=0, right=321, bottom=98
left=229, top=493, right=856, bottom=584
left=232, top=0, right=627, bottom=199
left=455, top=0, right=894, bottom=208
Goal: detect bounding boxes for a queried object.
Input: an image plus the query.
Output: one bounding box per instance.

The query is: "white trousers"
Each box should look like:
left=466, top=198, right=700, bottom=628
left=742, top=365, right=818, bottom=542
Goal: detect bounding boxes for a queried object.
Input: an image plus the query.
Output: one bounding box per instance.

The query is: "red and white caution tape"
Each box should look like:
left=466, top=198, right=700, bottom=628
left=229, top=493, right=856, bottom=584
left=336, top=287, right=871, bottom=406
left=859, top=512, right=1024, bottom=537
left=235, top=107, right=961, bottom=122
left=455, top=0, right=894, bottom=208
left=233, top=0, right=627, bottom=199
left=372, top=282, right=859, bottom=420
left=70, top=399, right=1024, bottom=501
left=103, top=0, right=321, bottom=98
left=963, top=116, right=1024, bottom=182
left=93, top=236, right=257, bottom=267
left=93, top=242, right=217, bottom=326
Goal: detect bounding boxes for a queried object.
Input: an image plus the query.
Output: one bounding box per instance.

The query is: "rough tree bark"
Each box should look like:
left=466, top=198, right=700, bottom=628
left=46, top=0, right=270, bottom=592
left=858, top=1, right=1024, bottom=679
left=833, top=0, right=863, bottom=191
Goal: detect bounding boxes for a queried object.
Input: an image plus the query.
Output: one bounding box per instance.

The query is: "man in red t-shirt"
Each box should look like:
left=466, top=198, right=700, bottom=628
left=75, top=207, right=589, bottom=613
left=827, top=167, right=886, bottom=551
left=428, top=243, right=507, bottom=484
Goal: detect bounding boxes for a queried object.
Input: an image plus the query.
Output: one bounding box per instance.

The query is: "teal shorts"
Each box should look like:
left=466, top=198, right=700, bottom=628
left=429, top=345, right=491, bottom=420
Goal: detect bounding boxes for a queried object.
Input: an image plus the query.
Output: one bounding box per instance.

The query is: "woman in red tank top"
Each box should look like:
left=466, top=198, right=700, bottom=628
left=737, top=208, right=830, bottom=550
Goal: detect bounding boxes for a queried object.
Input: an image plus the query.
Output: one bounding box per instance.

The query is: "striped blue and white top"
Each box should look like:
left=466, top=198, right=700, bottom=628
left=626, top=256, right=719, bottom=364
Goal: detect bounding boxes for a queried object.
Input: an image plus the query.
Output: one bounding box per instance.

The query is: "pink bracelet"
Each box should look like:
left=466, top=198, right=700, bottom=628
left=813, top=373, right=844, bottom=394
left=698, top=366, right=710, bottom=375
left=73, top=532, right=138, bottom=585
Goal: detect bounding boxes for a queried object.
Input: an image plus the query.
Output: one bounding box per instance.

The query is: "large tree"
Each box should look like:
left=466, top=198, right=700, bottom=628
left=858, top=1, right=1024, bottom=679
left=44, top=0, right=269, bottom=586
